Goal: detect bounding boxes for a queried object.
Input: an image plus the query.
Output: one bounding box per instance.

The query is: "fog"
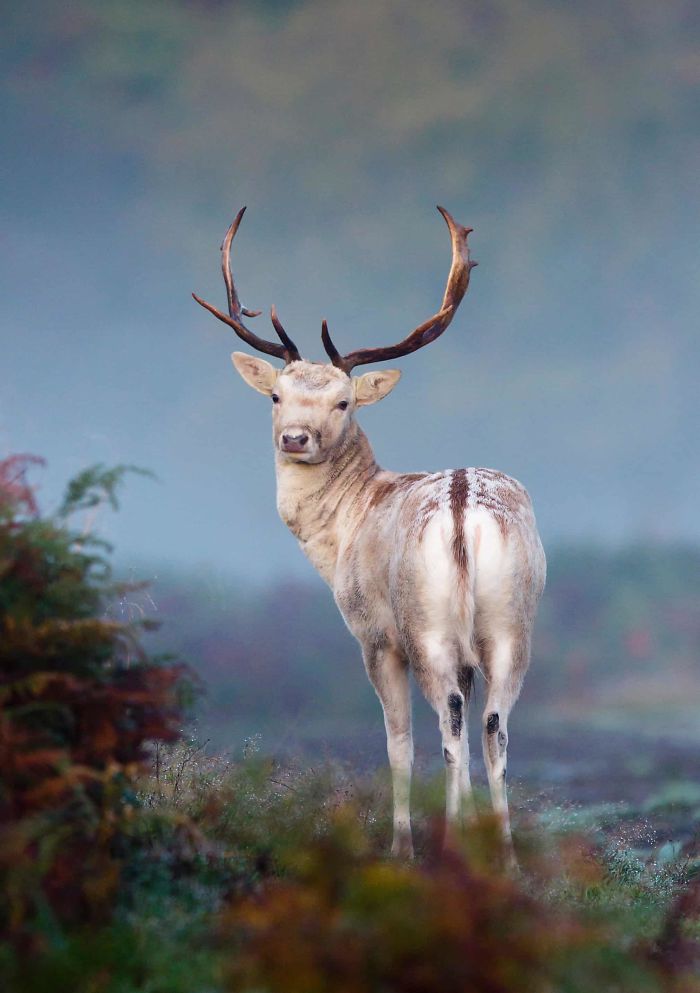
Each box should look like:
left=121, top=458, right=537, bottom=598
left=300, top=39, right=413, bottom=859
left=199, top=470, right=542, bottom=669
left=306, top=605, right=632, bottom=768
left=2, top=0, right=698, bottom=579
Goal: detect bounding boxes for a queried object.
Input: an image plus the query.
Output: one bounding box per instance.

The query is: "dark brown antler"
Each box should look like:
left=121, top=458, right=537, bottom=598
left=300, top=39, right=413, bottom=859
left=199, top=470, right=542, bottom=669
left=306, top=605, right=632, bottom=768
left=192, top=207, right=301, bottom=364
left=321, top=206, right=476, bottom=374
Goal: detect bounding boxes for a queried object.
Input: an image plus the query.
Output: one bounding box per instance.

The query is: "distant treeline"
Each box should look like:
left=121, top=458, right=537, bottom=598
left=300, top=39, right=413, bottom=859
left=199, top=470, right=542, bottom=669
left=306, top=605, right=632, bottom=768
left=135, top=545, right=700, bottom=754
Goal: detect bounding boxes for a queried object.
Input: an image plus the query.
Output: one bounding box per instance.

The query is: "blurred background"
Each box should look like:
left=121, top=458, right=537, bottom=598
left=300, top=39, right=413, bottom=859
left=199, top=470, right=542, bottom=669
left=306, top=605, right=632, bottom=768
left=2, top=1, right=699, bottom=786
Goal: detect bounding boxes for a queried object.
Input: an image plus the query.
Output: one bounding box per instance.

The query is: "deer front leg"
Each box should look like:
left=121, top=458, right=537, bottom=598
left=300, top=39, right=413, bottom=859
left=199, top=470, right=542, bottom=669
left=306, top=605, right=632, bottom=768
left=362, top=639, right=414, bottom=858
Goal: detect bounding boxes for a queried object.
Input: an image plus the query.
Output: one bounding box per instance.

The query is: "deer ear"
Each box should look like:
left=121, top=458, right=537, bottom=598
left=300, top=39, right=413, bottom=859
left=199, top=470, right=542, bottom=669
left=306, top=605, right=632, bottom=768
left=353, top=369, right=401, bottom=406
left=231, top=352, right=279, bottom=396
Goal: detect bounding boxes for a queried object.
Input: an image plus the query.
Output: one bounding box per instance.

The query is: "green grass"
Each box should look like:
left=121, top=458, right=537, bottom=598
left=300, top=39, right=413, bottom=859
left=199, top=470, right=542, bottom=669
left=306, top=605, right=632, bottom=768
left=4, top=740, right=700, bottom=993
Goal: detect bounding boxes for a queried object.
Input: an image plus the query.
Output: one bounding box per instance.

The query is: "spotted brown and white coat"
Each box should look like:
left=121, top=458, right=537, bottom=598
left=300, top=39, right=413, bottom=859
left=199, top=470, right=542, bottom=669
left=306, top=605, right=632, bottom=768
left=194, top=206, right=546, bottom=859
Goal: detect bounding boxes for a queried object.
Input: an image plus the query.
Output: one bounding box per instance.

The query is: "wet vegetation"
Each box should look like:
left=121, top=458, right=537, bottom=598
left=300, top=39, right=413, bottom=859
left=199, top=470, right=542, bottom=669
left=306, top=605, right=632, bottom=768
left=2, top=456, right=700, bottom=991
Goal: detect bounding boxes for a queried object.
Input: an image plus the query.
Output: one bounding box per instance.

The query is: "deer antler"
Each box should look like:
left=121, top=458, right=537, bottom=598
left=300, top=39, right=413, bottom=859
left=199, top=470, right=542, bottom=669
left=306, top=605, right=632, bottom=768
left=321, top=206, right=476, bottom=374
left=192, top=207, right=301, bottom=364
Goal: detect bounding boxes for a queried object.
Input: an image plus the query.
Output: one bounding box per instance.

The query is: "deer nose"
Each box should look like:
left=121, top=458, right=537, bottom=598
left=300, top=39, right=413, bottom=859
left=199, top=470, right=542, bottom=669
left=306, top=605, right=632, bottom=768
left=281, top=432, right=309, bottom=452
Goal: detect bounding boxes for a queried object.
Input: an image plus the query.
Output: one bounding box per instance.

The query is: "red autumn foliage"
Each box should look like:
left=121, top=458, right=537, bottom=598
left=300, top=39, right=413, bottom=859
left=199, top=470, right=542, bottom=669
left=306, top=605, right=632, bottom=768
left=0, top=456, right=188, bottom=946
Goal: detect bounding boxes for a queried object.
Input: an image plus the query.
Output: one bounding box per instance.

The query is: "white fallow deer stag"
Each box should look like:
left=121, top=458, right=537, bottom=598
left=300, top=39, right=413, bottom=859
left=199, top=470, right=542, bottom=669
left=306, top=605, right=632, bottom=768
left=193, top=206, right=546, bottom=860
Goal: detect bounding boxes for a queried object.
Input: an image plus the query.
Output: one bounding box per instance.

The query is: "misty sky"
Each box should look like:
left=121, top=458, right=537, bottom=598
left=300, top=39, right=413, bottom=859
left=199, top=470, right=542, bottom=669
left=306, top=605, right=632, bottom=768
left=2, top=0, right=699, bottom=581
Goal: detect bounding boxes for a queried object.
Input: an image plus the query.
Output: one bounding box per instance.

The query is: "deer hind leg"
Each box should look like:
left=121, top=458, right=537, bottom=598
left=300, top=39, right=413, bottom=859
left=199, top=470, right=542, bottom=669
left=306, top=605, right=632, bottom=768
left=363, top=639, right=414, bottom=858
left=412, top=640, right=475, bottom=841
left=456, top=664, right=476, bottom=823
left=480, top=633, right=529, bottom=854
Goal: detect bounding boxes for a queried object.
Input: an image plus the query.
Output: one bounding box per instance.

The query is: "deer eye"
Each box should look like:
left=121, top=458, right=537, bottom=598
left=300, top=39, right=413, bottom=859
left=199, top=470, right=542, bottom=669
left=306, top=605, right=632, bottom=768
left=271, top=394, right=280, bottom=404
left=337, top=400, right=349, bottom=411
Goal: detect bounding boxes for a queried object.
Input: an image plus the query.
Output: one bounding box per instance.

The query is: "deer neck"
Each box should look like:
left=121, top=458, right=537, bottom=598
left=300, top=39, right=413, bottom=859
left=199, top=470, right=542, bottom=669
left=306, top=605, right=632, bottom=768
left=275, top=421, right=378, bottom=585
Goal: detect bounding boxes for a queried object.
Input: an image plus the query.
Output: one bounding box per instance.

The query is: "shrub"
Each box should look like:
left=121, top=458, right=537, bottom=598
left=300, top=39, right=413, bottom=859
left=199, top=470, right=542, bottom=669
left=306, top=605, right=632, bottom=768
left=218, top=808, right=683, bottom=993
left=0, top=456, right=188, bottom=948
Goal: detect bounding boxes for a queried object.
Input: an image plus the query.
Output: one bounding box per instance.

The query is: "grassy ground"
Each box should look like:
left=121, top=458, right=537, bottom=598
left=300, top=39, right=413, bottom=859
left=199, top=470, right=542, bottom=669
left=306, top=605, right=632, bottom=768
left=7, top=738, right=699, bottom=993
left=4, top=464, right=698, bottom=990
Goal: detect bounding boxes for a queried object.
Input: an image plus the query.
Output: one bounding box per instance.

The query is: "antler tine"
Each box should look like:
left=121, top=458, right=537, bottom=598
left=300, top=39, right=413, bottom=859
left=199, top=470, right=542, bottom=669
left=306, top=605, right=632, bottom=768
left=321, top=319, right=342, bottom=365
left=322, top=206, right=476, bottom=374
left=193, top=207, right=301, bottom=364
left=271, top=305, right=300, bottom=357
left=220, top=207, right=261, bottom=320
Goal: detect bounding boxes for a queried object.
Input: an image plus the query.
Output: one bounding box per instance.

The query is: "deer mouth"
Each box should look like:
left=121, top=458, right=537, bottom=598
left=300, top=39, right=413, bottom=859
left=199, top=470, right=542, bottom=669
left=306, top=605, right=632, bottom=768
left=278, top=435, right=324, bottom=463
left=281, top=439, right=309, bottom=454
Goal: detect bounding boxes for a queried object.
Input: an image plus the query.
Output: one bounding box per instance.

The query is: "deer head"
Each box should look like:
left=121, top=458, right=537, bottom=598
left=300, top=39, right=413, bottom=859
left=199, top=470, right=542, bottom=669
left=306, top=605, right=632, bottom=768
left=192, top=206, right=476, bottom=464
